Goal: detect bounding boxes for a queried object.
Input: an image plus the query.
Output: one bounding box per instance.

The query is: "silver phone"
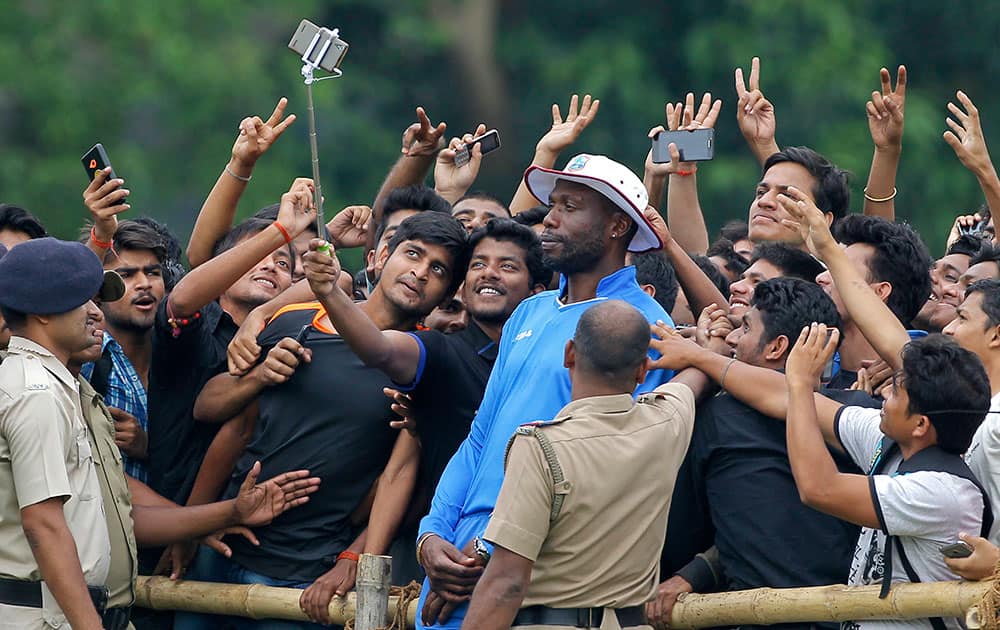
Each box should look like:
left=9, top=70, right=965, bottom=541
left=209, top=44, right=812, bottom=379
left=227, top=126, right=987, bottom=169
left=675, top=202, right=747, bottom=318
left=287, top=19, right=349, bottom=73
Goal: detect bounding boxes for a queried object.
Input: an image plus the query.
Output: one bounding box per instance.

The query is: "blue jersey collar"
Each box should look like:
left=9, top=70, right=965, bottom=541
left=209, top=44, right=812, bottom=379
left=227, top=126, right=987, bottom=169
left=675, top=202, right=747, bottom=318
left=556, top=265, right=639, bottom=306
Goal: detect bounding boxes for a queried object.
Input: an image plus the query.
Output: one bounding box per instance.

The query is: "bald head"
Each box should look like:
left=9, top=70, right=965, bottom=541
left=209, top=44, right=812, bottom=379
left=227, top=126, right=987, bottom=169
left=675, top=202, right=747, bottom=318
left=572, top=300, right=650, bottom=385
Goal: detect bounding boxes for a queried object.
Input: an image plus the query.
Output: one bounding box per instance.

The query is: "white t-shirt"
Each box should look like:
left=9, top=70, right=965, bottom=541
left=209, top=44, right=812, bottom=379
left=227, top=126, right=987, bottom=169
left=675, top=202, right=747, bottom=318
left=836, top=406, right=984, bottom=630
left=965, top=392, right=1000, bottom=544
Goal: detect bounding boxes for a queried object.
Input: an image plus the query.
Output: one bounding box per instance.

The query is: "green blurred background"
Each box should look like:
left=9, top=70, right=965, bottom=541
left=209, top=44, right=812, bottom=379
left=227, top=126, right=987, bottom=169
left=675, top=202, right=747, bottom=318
left=2, top=0, right=998, bottom=268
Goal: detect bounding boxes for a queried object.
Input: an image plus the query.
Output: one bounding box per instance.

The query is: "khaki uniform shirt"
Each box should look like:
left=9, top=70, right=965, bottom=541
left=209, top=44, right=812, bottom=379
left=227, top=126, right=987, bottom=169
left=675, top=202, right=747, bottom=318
left=0, top=337, right=111, bottom=629
left=78, top=376, right=137, bottom=611
left=484, top=384, right=696, bottom=630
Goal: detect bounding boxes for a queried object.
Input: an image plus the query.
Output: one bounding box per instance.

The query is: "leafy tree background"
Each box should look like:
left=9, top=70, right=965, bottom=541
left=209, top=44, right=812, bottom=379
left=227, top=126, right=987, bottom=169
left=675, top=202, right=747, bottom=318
left=2, top=0, right=999, bottom=267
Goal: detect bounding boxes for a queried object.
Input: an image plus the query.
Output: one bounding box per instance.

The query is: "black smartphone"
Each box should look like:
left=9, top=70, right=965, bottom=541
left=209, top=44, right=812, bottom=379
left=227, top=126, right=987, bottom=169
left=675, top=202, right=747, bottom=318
left=82, top=143, right=118, bottom=182
left=454, top=129, right=501, bottom=166
left=939, top=541, right=973, bottom=558
left=959, top=220, right=988, bottom=236
left=651, top=128, right=715, bottom=163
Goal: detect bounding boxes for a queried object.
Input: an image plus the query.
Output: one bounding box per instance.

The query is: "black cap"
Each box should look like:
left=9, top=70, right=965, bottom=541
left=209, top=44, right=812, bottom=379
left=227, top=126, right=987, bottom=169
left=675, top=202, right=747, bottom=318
left=0, top=237, right=124, bottom=314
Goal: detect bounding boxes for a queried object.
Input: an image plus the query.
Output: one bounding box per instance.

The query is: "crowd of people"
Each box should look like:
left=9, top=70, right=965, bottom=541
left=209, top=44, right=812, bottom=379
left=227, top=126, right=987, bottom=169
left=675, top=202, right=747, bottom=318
left=4, top=56, right=1000, bottom=630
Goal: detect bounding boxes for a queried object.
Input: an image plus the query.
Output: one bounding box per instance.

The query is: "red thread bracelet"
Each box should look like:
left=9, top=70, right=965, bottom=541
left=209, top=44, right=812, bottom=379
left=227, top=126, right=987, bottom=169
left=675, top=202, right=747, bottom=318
left=337, top=551, right=360, bottom=563
left=273, top=220, right=293, bottom=245
left=90, top=226, right=113, bottom=249
left=675, top=168, right=697, bottom=177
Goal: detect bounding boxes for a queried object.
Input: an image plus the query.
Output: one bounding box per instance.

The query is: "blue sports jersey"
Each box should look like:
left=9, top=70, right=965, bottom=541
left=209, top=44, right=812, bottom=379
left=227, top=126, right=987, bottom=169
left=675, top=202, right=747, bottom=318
left=416, top=265, right=674, bottom=629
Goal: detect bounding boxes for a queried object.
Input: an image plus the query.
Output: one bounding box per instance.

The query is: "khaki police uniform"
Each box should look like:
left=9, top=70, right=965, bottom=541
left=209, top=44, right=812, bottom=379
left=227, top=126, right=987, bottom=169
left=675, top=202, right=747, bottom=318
left=0, top=337, right=112, bottom=629
left=484, top=384, right=696, bottom=630
left=79, top=375, right=138, bottom=629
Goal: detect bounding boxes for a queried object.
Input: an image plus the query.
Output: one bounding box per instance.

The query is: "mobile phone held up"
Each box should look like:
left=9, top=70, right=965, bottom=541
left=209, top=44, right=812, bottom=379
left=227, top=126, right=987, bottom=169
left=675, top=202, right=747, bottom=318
left=81, top=143, right=117, bottom=182
left=454, top=129, right=501, bottom=167
left=651, top=128, right=715, bottom=163
left=939, top=541, right=973, bottom=558
left=287, top=19, right=349, bottom=74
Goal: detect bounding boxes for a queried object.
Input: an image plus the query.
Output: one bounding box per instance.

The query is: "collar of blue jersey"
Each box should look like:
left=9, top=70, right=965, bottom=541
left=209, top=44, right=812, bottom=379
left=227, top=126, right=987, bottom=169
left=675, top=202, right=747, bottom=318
left=556, top=265, right=639, bottom=306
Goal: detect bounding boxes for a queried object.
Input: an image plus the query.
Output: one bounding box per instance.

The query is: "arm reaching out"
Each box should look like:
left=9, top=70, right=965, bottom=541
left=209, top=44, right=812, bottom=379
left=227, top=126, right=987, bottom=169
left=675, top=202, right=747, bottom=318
left=944, top=90, right=1000, bottom=238
left=510, top=94, right=600, bottom=214
left=435, top=124, right=488, bottom=204
left=735, top=57, right=779, bottom=165
left=188, top=98, right=297, bottom=268
left=863, top=66, right=906, bottom=219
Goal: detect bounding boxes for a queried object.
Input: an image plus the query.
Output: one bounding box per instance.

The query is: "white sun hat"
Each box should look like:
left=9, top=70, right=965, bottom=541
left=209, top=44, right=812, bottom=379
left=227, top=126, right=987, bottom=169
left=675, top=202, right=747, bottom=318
left=524, top=153, right=661, bottom=252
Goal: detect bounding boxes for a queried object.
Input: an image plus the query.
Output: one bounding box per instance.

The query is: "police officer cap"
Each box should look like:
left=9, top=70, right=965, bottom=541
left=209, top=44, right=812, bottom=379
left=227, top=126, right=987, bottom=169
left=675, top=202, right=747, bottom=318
left=0, top=237, right=125, bottom=314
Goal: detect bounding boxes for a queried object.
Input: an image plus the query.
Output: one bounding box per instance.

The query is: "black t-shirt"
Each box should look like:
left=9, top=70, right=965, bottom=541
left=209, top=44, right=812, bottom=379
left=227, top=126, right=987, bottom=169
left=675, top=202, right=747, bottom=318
left=400, top=322, right=498, bottom=498
left=223, top=304, right=397, bottom=582
left=147, top=299, right=236, bottom=504
left=663, top=387, right=881, bottom=594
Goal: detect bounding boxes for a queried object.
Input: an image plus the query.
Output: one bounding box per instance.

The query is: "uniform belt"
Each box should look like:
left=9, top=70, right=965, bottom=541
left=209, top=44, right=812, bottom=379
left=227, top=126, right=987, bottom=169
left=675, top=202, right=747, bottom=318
left=512, top=604, right=645, bottom=628
left=0, top=577, right=118, bottom=626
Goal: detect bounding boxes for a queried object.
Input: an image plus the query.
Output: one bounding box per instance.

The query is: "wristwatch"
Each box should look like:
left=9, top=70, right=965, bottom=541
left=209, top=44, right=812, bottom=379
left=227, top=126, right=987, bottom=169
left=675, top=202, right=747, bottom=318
left=472, top=536, right=491, bottom=564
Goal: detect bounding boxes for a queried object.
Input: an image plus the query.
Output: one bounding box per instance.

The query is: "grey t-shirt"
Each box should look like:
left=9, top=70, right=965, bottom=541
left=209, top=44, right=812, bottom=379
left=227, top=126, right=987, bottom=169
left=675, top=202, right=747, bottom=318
left=835, top=406, right=983, bottom=630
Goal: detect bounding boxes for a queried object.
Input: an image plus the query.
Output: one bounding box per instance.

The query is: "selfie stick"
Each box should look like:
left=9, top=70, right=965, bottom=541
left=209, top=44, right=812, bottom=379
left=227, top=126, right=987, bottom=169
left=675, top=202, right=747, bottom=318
left=299, top=29, right=343, bottom=250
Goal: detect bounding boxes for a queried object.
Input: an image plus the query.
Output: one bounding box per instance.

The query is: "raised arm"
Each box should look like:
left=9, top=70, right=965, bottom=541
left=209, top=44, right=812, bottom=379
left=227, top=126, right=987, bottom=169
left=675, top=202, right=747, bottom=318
left=82, top=167, right=130, bottom=259
left=863, top=66, right=906, bottom=220
left=187, top=98, right=297, bottom=268
left=435, top=124, right=487, bottom=204
left=509, top=94, right=600, bottom=214
left=368, top=107, right=447, bottom=251
left=168, top=178, right=315, bottom=319
left=302, top=239, right=423, bottom=384
left=777, top=185, right=909, bottom=370
left=735, top=57, right=779, bottom=165
left=786, top=324, right=878, bottom=528
left=944, top=91, right=1000, bottom=227
left=644, top=93, right=722, bottom=254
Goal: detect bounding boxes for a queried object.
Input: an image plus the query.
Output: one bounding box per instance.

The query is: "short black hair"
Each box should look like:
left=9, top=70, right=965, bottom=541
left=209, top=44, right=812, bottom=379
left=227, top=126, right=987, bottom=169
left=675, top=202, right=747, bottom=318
left=454, top=191, right=511, bottom=216
left=468, top=219, right=551, bottom=288
left=691, top=254, right=730, bottom=299
left=970, top=241, right=1000, bottom=269
left=719, top=219, right=749, bottom=244
left=573, top=300, right=650, bottom=384
left=763, top=147, right=850, bottom=221
left=130, top=217, right=186, bottom=290
left=900, top=334, right=991, bottom=454
left=106, top=220, right=167, bottom=263
left=707, top=238, right=750, bottom=276
left=212, top=217, right=291, bottom=266
left=752, top=277, right=841, bottom=354
left=513, top=205, right=549, bottom=228
left=0, top=204, right=47, bottom=239
left=632, top=252, right=679, bottom=312
left=965, top=279, right=1000, bottom=328
left=375, top=185, right=453, bottom=246
left=387, top=212, right=469, bottom=297
left=749, top=242, right=826, bottom=283
left=947, top=233, right=986, bottom=258
left=833, top=215, right=933, bottom=327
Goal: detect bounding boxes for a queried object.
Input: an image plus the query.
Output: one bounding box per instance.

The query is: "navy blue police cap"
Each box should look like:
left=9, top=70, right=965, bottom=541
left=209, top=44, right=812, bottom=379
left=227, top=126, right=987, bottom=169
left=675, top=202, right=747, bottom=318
left=0, top=237, right=125, bottom=314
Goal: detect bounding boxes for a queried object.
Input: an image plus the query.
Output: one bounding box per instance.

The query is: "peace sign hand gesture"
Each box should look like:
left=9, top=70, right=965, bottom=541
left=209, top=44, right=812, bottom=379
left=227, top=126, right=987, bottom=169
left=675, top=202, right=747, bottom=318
left=867, top=66, right=906, bottom=152
left=231, top=97, right=297, bottom=168
left=735, top=57, right=778, bottom=162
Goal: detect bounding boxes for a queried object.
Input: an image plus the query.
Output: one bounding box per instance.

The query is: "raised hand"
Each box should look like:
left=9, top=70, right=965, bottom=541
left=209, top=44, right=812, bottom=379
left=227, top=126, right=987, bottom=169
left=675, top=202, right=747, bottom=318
left=401, top=107, right=447, bottom=157
left=735, top=57, right=778, bottom=161
left=535, top=94, right=601, bottom=157
left=776, top=186, right=838, bottom=257
left=327, top=205, right=372, bottom=249
left=83, top=167, right=130, bottom=243
left=867, top=66, right=906, bottom=151
left=233, top=461, right=321, bottom=527
left=944, top=91, right=996, bottom=177
left=231, top=97, right=297, bottom=169
left=696, top=305, right=733, bottom=356
left=435, top=124, right=487, bottom=202
left=303, top=238, right=343, bottom=299
left=786, top=323, right=839, bottom=390
left=275, top=177, right=317, bottom=237
left=646, top=93, right=723, bottom=177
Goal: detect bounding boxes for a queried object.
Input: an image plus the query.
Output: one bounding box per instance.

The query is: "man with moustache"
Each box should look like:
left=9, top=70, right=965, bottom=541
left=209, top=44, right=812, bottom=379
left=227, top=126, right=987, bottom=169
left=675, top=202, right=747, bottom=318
left=0, top=238, right=124, bottom=629
left=415, top=154, right=675, bottom=629
left=80, top=220, right=170, bottom=483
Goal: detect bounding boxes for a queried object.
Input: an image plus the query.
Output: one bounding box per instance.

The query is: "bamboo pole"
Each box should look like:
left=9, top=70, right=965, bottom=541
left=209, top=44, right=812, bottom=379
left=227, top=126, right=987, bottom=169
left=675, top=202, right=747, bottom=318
left=135, top=576, right=992, bottom=629
left=356, top=554, right=392, bottom=630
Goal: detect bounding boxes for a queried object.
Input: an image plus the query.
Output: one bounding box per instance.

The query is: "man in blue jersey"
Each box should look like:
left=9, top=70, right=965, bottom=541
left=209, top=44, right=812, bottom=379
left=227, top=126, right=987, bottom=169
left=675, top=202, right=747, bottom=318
left=415, top=154, right=676, bottom=629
